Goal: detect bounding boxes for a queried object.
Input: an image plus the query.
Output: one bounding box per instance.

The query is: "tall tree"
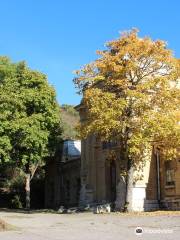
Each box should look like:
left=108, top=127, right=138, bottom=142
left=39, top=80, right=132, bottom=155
left=74, top=29, right=180, bottom=211
left=0, top=57, right=62, bottom=209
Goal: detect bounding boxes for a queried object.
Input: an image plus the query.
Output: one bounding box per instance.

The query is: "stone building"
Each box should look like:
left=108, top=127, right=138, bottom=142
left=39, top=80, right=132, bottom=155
left=76, top=104, right=180, bottom=211
left=159, top=156, right=180, bottom=210
left=45, top=140, right=81, bottom=209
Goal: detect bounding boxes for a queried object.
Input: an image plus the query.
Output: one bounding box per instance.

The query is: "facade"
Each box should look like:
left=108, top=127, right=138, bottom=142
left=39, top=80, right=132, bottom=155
left=45, top=110, right=180, bottom=211
left=77, top=104, right=180, bottom=211
left=159, top=157, right=180, bottom=210
left=45, top=140, right=81, bottom=209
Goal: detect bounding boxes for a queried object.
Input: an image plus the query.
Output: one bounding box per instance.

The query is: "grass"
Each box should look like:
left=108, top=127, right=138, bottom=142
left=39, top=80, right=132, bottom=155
left=0, top=219, right=17, bottom=231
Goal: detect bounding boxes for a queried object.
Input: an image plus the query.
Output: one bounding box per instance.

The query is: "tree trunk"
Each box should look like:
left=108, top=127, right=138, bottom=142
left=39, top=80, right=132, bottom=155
left=25, top=173, right=31, bottom=209
left=125, top=165, right=134, bottom=212
left=115, top=174, right=126, bottom=211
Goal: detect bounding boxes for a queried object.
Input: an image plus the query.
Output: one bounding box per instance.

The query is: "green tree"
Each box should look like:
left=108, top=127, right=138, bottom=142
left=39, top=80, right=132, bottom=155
left=61, top=104, right=79, bottom=140
left=0, top=57, right=62, bottom=209
left=74, top=29, right=180, bottom=211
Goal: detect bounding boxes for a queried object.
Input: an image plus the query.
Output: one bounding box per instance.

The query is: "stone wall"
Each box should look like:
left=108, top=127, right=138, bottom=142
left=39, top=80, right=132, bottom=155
left=45, top=156, right=81, bottom=209
left=79, top=137, right=161, bottom=211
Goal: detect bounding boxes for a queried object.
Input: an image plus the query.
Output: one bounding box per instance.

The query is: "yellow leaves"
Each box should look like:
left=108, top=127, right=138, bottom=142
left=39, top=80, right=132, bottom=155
left=74, top=28, right=180, bottom=163
left=79, top=88, right=127, bottom=139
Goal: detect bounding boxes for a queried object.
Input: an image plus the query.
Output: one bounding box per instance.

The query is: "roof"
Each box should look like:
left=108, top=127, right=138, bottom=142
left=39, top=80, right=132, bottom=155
left=62, top=140, right=81, bottom=162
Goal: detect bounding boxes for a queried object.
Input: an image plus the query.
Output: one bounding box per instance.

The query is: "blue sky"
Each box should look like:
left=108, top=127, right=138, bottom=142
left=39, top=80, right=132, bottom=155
left=0, top=0, right=180, bottom=105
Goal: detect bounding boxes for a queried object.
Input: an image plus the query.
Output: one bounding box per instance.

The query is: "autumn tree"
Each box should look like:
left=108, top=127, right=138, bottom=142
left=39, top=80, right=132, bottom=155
left=74, top=29, right=180, bottom=211
left=0, top=57, right=62, bottom=209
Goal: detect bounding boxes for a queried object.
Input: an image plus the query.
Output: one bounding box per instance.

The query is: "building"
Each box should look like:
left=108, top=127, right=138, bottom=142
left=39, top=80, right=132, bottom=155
left=76, top=104, right=180, bottom=211
left=45, top=140, right=81, bottom=209
left=159, top=156, right=180, bottom=210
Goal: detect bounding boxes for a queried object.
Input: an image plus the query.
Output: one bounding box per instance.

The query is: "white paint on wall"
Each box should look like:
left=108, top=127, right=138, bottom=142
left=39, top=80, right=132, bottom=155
left=132, top=186, right=146, bottom=211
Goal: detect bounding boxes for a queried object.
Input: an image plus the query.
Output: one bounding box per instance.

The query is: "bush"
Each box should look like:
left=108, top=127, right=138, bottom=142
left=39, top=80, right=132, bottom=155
left=4, top=169, right=25, bottom=193
left=11, top=195, right=23, bottom=209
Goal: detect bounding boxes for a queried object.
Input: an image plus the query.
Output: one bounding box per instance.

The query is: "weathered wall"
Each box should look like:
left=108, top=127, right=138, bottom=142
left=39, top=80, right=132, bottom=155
left=77, top=104, right=180, bottom=211
left=45, top=158, right=81, bottom=209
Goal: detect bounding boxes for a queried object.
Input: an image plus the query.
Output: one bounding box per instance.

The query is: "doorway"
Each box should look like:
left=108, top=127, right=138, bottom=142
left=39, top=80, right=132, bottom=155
left=109, top=160, right=116, bottom=202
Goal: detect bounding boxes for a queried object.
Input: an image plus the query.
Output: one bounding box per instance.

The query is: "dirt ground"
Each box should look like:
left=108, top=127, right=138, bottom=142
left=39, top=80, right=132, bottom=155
left=0, top=210, right=180, bottom=240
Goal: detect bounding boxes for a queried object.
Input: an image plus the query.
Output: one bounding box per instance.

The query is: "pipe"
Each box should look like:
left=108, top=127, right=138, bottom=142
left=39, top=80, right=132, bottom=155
left=156, top=150, right=161, bottom=204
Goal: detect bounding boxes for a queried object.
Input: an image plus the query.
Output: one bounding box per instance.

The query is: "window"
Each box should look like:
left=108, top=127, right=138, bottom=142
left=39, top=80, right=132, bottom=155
left=102, top=140, right=117, bottom=149
left=166, top=169, right=175, bottom=185
left=165, top=160, right=175, bottom=186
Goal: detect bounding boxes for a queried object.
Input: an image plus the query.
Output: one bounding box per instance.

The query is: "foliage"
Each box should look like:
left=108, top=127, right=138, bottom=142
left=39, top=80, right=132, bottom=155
left=61, top=104, right=79, bottom=117
left=11, top=195, right=23, bottom=209
left=61, top=104, right=79, bottom=140
left=4, top=171, right=25, bottom=193
left=74, top=29, right=180, bottom=167
left=0, top=57, right=62, bottom=175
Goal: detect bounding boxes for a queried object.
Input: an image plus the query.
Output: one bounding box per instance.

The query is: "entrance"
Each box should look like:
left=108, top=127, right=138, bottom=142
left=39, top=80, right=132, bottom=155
left=110, top=160, right=116, bottom=202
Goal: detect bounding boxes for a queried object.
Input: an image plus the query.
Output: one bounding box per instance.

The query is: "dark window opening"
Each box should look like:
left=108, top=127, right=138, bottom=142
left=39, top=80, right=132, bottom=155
left=165, top=160, right=175, bottom=186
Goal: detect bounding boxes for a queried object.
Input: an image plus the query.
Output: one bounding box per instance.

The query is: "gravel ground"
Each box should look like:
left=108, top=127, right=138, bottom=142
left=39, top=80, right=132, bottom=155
left=0, top=210, right=180, bottom=240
